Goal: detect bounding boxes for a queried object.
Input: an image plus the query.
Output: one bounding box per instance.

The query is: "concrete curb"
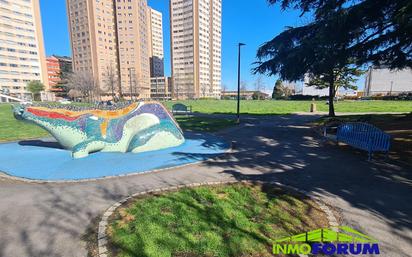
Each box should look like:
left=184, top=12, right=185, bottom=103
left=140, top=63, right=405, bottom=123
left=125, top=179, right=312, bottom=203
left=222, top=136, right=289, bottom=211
left=97, top=180, right=339, bottom=257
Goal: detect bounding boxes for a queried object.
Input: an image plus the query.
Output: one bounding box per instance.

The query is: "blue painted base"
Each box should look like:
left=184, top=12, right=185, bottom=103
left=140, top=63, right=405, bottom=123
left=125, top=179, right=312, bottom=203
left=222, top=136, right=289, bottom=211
left=0, top=133, right=229, bottom=181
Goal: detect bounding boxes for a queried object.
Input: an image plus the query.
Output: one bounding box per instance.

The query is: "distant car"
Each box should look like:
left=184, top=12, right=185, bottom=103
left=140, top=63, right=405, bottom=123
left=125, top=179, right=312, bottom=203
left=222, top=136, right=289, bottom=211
left=58, top=99, right=71, bottom=105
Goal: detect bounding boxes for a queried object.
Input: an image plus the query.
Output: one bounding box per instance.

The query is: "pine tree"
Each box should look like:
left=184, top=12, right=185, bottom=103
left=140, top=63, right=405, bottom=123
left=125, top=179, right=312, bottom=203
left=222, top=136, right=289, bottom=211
left=255, top=0, right=412, bottom=116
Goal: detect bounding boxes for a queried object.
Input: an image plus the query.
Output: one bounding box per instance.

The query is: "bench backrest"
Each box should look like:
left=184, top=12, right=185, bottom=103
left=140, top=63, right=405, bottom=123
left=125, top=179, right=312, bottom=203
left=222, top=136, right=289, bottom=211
left=172, top=103, right=188, bottom=111
left=337, top=122, right=390, bottom=151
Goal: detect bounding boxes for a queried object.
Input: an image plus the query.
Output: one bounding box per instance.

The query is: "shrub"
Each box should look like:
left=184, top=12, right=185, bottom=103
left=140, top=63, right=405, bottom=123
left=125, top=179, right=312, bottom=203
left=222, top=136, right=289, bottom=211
left=289, top=95, right=329, bottom=101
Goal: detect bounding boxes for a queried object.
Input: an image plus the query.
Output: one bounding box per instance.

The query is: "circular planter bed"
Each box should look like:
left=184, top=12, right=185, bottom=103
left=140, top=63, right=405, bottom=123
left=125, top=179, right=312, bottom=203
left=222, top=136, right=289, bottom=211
left=103, top=183, right=330, bottom=257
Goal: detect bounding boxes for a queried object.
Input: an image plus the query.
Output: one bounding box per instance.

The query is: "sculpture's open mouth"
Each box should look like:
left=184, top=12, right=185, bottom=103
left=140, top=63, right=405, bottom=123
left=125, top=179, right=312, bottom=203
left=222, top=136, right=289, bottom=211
left=12, top=106, right=25, bottom=120
left=13, top=112, right=24, bottom=120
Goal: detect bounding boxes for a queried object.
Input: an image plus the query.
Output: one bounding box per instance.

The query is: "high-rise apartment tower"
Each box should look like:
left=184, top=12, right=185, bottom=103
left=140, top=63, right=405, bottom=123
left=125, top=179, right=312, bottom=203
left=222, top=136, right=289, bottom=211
left=66, top=0, right=151, bottom=99
left=147, top=7, right=164, bottom=77
left=170, top=0, right=222, bottom=99
left=0, top=0, right=48, bottom=99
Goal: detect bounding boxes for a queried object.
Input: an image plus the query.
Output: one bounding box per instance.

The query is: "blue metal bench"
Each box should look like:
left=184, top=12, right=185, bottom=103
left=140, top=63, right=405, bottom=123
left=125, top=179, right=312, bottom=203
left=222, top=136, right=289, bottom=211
left=336, top=123, right=391, bottom=160
left=172, top=103, right=192, bottom=115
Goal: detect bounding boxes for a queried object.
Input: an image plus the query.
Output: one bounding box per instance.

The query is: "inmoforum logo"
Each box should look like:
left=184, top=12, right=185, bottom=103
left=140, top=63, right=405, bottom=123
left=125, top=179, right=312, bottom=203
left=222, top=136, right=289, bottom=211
left=273, top=226, right=380, bottom=255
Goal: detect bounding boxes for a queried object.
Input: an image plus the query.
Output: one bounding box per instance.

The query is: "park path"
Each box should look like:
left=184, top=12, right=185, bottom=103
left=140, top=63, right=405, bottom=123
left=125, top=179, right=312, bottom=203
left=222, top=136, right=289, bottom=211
left=0, top=114, right=411, bottom=257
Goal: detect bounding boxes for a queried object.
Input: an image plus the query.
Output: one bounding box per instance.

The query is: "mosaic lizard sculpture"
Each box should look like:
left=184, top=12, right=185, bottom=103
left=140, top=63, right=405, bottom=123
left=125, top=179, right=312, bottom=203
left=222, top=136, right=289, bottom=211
left=13, top=102, right=185, bottom=158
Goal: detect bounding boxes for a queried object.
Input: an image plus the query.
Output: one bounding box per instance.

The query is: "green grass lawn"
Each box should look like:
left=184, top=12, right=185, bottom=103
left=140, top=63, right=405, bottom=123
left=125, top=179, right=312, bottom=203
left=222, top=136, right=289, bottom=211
left=107, top=183, right=328, bottom=257
left=175, top=116, right=236, bottom=132
left=163, top=100, right=412, bottom=115
left=0, top=104, right=49, bottom=142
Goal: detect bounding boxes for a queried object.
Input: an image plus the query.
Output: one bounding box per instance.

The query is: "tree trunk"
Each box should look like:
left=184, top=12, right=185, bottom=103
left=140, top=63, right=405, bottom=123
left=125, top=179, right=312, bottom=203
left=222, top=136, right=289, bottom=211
left=328, top=77, right=336, bottom=117
left=118, top=81, right=123, bottom=99
left=111, top=83, right=115, bottom=101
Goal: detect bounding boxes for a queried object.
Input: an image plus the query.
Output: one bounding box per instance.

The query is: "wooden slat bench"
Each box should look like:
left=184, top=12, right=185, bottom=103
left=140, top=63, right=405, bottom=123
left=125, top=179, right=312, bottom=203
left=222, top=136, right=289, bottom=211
left=336, top=122, right=391, bottom=160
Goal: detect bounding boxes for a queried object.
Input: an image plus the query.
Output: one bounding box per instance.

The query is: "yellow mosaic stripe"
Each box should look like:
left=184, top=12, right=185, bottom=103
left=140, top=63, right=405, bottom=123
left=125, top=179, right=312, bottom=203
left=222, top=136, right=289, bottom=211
left=100, top=119, right=109, bottom=138
left=31, top=103, right=138, bottom=120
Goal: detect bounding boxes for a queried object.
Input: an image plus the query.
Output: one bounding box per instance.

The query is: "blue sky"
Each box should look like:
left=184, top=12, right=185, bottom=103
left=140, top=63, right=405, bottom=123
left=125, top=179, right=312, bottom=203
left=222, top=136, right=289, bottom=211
left=39, top=0, right=364, bottom=91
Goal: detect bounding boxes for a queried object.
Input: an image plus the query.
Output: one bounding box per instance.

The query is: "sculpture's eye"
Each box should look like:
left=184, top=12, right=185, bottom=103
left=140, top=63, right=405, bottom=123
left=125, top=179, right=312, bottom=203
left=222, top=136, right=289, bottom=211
left=18, top=107, right=25, bottom=115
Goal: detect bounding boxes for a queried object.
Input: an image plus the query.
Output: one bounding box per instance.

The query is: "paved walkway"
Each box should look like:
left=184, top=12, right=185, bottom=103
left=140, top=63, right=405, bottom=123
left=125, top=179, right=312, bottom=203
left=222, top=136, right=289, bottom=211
left=0, top=114, right=411, bottom=257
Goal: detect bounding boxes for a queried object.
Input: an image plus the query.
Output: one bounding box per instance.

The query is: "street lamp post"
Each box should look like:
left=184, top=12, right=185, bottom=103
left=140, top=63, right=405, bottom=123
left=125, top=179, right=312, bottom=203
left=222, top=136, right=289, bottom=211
left=237, top=43, right=245, bottom=124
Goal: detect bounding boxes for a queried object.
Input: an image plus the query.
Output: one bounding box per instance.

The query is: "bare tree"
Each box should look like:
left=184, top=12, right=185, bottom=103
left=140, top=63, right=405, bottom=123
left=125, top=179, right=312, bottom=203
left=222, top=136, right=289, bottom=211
left=254, top=76, right=267, bottom=99
left=175, top=84, right=179, bottom=100
left=134, top=77, right=139, bottom=100
left=240, top=81, right=248, bottom=92
left=67, top=71, right=97, bottom=102
left=173, top=77, right=179, bottom=100
left=201, top=85, right=207, bottom=98
left=67, top=89, right=82, bottom=99
left=103, top=63, right=118, bottom=101
left=221, top=83, right=227, bottom=94
left=254, top=76, right=265, bottom=92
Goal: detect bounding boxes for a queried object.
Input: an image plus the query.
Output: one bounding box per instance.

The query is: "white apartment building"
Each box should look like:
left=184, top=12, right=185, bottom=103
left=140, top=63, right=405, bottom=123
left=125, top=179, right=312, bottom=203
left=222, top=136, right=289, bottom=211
left=170, top=0, right=222, bottom=99
left=150, top=76, right=172, bottom=100
left=148, top=7, right=164, bottom=77
left=364, top=67, right=412, bottom=96
left=0, top=0, right=48, bottom=100
left=302, top=74, right=329, bottom=96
